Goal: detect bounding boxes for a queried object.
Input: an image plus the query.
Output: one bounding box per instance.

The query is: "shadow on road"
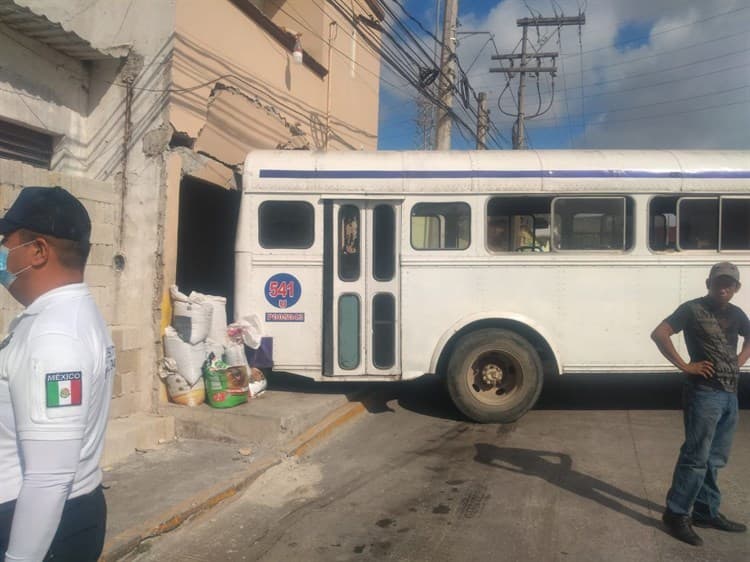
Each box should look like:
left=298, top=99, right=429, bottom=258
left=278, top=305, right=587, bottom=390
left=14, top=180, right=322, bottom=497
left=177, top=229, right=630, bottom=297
left=474, top=444, right=664, bottom=530
left=268, top=370, right=750, bottom=422
left=537, top=373, right=686, bottom=410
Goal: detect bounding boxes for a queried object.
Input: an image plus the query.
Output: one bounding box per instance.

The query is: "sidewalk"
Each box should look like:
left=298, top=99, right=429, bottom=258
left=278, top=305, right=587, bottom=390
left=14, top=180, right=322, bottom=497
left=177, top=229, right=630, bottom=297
left=100, top=373, right=375, bottom=561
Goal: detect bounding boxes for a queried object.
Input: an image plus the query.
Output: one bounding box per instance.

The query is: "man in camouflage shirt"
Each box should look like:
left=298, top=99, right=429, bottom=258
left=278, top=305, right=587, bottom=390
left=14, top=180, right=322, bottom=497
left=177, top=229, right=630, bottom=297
left=651, top=262, right=750, bottom=546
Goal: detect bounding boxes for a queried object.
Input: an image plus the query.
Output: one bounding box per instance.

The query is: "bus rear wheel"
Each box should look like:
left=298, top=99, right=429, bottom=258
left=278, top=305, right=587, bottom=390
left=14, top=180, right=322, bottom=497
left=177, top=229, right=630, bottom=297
left=446, top=328, right=543, bottom=423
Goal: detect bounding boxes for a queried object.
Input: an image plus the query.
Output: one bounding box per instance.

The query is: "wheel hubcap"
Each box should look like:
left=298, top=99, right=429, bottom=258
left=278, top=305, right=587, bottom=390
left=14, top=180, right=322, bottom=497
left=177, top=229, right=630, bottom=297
left=468, top=351, right=522, bottom=406
left=481, top=363, right=503, bottom=386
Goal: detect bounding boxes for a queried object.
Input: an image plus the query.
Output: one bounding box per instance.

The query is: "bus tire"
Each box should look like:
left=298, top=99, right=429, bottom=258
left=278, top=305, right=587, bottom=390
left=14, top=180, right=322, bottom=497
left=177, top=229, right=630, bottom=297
left=446, top=328, right=543, bottom=423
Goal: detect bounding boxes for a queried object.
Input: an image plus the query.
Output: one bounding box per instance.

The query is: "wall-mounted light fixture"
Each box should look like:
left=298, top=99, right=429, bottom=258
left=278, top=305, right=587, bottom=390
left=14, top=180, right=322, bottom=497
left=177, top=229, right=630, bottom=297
left=292, top=33, right=303, bottom=65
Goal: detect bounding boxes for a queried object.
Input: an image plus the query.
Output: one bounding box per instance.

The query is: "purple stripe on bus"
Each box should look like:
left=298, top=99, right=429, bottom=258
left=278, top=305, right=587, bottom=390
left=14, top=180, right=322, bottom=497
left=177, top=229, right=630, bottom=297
left=259, top=169, right=750, bottom=180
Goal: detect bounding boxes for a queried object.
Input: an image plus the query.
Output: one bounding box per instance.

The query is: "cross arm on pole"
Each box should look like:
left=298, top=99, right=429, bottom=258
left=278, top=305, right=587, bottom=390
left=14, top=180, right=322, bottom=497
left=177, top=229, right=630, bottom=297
left=516, top=15, right=585, bottom=26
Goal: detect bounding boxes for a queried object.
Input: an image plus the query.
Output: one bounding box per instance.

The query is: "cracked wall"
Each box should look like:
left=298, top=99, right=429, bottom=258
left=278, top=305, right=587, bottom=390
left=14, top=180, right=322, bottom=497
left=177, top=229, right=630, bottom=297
left=1, top=0, right=177, bottom=430
left=170, top=0, right=380, bottom=189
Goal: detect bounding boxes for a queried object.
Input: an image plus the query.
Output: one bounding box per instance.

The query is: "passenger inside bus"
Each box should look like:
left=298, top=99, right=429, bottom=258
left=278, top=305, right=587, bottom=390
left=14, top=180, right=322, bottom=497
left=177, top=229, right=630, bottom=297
left=487, top=196, right=550, bottom=252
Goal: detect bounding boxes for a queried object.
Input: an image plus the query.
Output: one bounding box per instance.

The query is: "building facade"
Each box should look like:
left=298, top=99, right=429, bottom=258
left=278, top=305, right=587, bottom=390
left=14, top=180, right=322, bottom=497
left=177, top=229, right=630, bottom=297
left=0, top=0, right=382, bottom=464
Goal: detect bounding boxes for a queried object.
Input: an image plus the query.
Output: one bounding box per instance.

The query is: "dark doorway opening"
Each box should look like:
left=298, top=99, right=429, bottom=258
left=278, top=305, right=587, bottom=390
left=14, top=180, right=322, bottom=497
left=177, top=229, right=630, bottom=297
left=176, top=177, right=241, bottom=322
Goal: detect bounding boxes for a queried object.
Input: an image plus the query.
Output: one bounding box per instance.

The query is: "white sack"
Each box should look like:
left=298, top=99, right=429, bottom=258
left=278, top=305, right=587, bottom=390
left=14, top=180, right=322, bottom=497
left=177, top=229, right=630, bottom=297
left=163, top=327, right=207, bottom=386
left=172, top=300, right=213, bottom=344
left=190, top=291, right=229, bottom=345
left=204, top=338, right=225, bottom=362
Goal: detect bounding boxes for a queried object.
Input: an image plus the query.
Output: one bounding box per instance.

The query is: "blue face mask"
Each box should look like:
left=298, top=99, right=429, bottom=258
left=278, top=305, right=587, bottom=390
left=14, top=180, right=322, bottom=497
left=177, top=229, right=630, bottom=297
left=0, top=241, right=34, bottom=289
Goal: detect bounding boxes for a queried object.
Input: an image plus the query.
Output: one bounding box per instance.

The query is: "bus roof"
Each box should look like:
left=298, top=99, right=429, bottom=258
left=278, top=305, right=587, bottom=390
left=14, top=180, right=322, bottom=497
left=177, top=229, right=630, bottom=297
left=243, top=150, right=750, bottom=195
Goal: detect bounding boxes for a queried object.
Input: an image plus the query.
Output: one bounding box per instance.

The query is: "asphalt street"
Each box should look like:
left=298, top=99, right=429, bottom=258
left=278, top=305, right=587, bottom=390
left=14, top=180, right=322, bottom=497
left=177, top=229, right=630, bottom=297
left=125, top=373, right=750, bottom=562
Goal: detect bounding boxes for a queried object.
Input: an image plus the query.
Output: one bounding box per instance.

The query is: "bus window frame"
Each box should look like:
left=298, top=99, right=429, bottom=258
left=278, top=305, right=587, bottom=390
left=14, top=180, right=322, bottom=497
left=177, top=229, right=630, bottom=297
left=337, top=293, right=361, bottom=370
left=410, top=201, right=472, bottom=251
left=550, top=196, right=628, bottom=252
left=647, top=195, right=678, bottom=253
left=338, top=204, right=361, bottom=282
left=484, top=195, right=552, bottom=254
left=719, top=196, right=750, bottom=252
left=676, top=197, right=719, bottom=252
left=258, top=200, right=315, bottom=250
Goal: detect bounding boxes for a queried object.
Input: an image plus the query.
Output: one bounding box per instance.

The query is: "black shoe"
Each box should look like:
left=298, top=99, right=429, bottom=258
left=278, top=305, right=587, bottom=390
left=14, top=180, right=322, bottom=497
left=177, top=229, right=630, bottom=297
left=663, top=510, right=703, bottom=546
left=692, top=513, right=747, bottom=533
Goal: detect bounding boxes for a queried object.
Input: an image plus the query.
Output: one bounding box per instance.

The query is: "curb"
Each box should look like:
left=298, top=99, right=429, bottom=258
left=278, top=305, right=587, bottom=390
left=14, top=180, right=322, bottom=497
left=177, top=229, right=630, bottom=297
left=285, top=399, right=369, bottom=457
left=100, top=455, right=279, bottom=561
left=100, top=395, right=372, bottom=561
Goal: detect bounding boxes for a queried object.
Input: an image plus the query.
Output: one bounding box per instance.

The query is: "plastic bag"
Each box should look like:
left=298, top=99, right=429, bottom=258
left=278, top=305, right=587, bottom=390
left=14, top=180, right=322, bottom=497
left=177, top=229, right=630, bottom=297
left=202, top=354, right=249, bottom=409
left=227, top=314, right=264, bottom=350
left=223, top=343, right=248, bottom=367
left=248, top=367, right=267, bottom=398
left=246, top=337, right=273, bottom=369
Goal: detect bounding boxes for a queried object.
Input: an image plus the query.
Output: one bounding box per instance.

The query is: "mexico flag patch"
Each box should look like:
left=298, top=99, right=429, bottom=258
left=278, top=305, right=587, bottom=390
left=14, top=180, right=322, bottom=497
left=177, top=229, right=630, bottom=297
left=46, top=372, right=82, bottom=408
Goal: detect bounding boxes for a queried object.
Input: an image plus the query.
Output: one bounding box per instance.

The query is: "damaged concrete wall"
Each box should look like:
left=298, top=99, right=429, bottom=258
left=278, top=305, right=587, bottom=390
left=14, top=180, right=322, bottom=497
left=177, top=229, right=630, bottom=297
left=0, top=20, right=90, bottom=174
left=0, top=0, right=177, bottom=434
left=2, top=0, right=383, bottom=435
left=170, top=0, right=380, bottom=189
left=0, top=160, right=144, bottom=421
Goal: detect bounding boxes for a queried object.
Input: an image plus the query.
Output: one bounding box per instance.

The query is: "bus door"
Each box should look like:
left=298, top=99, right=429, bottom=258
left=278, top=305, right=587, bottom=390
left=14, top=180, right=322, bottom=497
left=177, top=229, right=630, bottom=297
left=324, top=200, right=401, bottom=377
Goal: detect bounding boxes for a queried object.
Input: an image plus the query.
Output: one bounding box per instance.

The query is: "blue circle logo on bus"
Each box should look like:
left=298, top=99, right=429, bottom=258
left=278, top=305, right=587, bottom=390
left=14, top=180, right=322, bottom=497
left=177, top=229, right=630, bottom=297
left=265, top=273, right=301, bottom=309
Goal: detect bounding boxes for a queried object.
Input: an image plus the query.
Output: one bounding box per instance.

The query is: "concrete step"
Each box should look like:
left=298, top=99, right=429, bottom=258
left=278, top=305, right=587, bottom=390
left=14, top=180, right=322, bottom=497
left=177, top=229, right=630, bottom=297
left=101, top=413, right=176, bottom=467
left=160, top=373, right=368, bottom=451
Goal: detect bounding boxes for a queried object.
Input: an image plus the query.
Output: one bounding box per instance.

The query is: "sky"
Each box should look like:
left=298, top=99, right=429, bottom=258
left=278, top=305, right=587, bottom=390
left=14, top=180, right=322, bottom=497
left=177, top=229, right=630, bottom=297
left=376, top=0, right=750, bottom=150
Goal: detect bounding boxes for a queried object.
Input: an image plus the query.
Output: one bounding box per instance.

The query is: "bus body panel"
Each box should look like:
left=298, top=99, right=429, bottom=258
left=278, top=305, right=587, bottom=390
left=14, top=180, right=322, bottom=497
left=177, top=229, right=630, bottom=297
left=426, top=311, right=564, bottom=376
left=237, top=150, right=750, bottom=381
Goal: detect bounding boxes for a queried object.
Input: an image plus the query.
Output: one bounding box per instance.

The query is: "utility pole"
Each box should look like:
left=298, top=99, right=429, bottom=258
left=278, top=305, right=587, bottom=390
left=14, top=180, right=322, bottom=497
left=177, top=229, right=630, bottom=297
left=476, top=92, right=488, bottom=150
left=491, top=14, right=585, bottom=149
left=415, top=95, right=434, bottom=149
left=435, top=0, right=458, bottom=150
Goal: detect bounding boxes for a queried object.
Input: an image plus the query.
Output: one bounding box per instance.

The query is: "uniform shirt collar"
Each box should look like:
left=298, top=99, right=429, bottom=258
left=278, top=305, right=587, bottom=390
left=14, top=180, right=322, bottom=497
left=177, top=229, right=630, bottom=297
left=23, top=283, right=89, bottom=317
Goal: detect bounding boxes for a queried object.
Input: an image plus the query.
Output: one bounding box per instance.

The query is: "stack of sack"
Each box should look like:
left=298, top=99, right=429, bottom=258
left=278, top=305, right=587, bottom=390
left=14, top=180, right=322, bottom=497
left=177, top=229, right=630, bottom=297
left=161, top=285, right=268, bottom=408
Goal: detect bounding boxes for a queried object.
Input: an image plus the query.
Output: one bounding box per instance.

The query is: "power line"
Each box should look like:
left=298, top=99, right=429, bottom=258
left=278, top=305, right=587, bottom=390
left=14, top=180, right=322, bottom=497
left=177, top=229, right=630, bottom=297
left=520, top=84, right=750, bottom=125
left=555, top=27, right=575, bottom=147
left=341, top=1, right=502, bottom=147
left=379, top=0, right=506, bottom=147
left=465, top=24, right=746, bottom=81
left=586, top=99, right=750, bottom=127
left=473, top=44, right=750, bottom=94
left=282, top=0, right=484, bottom=148
left=560, top=4, right=750, bottom=60
left=575, top=28, right=750, bottom=74
left=517, top=61, right=750, bottom=105
left=577, top=16, right=586, bottom=146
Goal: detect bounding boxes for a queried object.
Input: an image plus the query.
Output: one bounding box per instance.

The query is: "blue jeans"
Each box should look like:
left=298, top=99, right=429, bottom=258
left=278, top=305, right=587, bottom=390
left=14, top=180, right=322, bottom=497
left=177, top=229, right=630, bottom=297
left=666, top=385, right=739, bottom=517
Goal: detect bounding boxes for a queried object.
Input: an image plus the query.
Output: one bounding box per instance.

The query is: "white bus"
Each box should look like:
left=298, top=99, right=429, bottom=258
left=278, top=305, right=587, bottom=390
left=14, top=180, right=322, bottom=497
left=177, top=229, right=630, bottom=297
left=236, top=150, right=750, bottom=422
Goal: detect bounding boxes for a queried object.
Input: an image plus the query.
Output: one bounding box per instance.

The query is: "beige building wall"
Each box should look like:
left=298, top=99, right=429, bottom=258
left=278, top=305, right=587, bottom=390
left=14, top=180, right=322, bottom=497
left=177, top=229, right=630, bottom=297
left=160, top=0, right=382, bottom=352
left=1, top=0, right=176, bottom=464
left=2, top=0, right=383, bottom=460
left=171, top=0, right=381, bottom=180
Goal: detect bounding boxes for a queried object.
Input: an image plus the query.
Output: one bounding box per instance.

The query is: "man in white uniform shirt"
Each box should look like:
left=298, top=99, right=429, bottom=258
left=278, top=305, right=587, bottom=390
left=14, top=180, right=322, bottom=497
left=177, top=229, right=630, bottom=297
left=0, top=186, right=115, bottom=561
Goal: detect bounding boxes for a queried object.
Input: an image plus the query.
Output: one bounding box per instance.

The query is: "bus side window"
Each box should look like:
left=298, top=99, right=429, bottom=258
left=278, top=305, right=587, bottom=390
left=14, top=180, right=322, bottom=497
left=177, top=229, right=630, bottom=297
left=259, top=201, right=314, bottom=249
left=487, top=215, right=510, bottom=251
left=720, top=198, right=750, bottom=251
left=678, top=198, right=718, bottom=250
left=411, top=203, right=470, bottom=250
left=649, top=196, right=677, bottom=251
left=486, top=196, right=551, bottom=253
left=373, top=205, right=396, bottom=281
left=552, top=197, right=628, bottom=251
left=339, top=205, right=360, bottom=281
